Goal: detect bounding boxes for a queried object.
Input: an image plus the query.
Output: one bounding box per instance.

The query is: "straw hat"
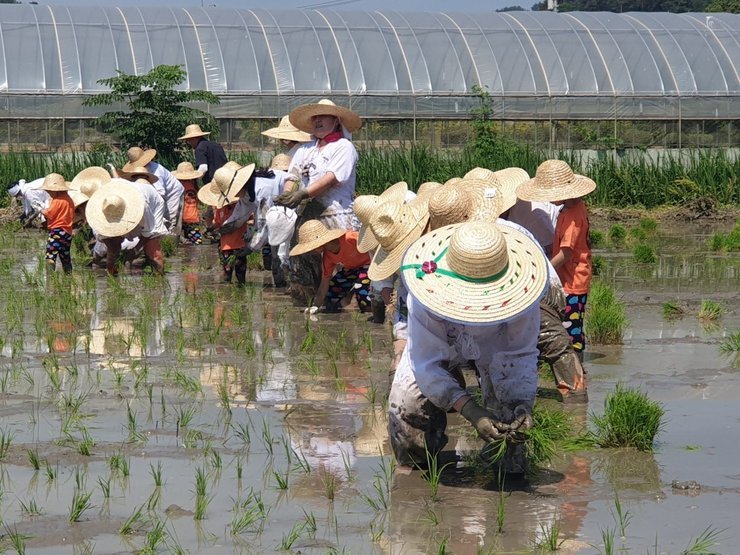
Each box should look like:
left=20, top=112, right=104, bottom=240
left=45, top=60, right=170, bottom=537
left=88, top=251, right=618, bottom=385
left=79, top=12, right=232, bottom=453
left=266, top=206, right=298, bottom=246
left=120, top=166, right=159, bottom=185
left=178, top=124, right=211, bottom=141
left=85, top=178, right=145, bottom=237
left=68, top=167, right=111, bottom=207
left=262, top=115, right=312, bottom=143
left=197, top=162, right=255, bottom=208
left=400, top=220, right=548, bottom=325
left=354, top=181, right=409, bottom=254
left=428, top=183, right=474, bottom=230
left=492, top=167, right=530, bottom=210
left=122, top=147, right=157, bottom=173
left=289, top=99, right=362, bottom=134
left=289, top=220, right=346, bottom=256
left=464, top=177, right=505, bottom=223
left=41, top=173, right=71, bottom=192
left=517, top=160, right=596, bottom=203
left=444, top=177, right=462, bottom=187
left=270, top=153, right=292, bottom=172
left=367, top=202, right=430, bottom=282
left=171, top=161, right=204, bottom=180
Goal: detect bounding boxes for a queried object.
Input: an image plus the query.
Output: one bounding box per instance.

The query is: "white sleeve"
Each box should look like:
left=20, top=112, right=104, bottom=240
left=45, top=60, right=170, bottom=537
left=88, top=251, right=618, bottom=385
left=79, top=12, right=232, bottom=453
left=325, top=140, right=357, bottom=184
left=406, top=296, right=466, bottom=411
left=197, top=164, right=208, bottom=175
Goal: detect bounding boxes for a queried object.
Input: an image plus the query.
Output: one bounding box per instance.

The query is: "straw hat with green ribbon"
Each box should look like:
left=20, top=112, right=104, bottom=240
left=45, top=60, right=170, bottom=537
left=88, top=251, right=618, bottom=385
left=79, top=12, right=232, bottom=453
left=516, top=160, right=595, bottom=203
left=262, top=115, right=312, bottom=143
left=400, top=220, right=549, bottom=325
left=367, top=201, right=430, bottom=282
left=197, top=162, right=255, bottom=208
left=354, top=181, right=408, bottom=253
left=289, top=219, right=346, bottom=256
left=428, top=183, right=474, bottom=230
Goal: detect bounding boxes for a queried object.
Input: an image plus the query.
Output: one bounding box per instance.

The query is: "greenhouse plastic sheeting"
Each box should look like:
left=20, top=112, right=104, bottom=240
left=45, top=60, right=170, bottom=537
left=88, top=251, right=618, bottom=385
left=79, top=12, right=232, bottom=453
left=0, top=6, right=736, bottom=120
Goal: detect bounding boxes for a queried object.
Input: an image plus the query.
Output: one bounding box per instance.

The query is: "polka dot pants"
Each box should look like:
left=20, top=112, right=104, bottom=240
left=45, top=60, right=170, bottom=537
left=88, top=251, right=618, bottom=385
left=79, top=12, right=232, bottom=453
left=325, top=266, right=371, bottom=313
left=563, top=293, right=587, bottom=353
left=46, top=228, right=72, bottom=273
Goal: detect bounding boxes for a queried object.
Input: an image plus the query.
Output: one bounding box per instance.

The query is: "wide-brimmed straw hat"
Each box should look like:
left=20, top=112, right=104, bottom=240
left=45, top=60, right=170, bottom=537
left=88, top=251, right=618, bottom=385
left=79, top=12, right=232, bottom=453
left=69, top=167, right=111, bottom=206
left=367, top=202, right=430, bottom=282
left=121, top=147, right=157, bottom=173
left=517, top=160, right=596, bottom=203
left=197, top=162, right=255, bottom=208
left=262, top=115, right=312, bottom=143
left=270, top=153, right=292, bottom=172
left=171, top=161, right=204, bottom=181
left=178, top=124, right=211, bottom=141
left=400, top=220, right=549, bottom=325
left=41, top=173, right=71, bottom=192
left=289, top=220, right=346, bottom=256
left=354, top=181, right=409, bottom=253
left=266, top=205, right=298, bottom=246
left=85, top=178, right=145, bottom=237
left=120, top=166, right=159, bottom=185
left=464, top=177, right=505, bottom=223
left=428, top=183, right=474, bottom=230
left=289, top=99, right=362, bottom=134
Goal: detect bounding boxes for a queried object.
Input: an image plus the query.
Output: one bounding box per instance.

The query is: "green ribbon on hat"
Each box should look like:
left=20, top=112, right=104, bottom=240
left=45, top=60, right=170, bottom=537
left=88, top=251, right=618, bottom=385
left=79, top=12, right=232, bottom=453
left=401, top=246, right=509, bottom=284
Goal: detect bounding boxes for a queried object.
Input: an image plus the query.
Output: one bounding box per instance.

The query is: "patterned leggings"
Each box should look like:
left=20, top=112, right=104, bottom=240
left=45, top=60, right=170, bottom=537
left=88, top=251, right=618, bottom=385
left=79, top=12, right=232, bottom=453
left=46, top=228, right=72, bottom=273
left=219, top=248, right=248, bottom=285
left=563, top=293, right=588, bottom=352
left=182, top=223, right=203, bottom=245
left=325, top=266, right=371, bottom=312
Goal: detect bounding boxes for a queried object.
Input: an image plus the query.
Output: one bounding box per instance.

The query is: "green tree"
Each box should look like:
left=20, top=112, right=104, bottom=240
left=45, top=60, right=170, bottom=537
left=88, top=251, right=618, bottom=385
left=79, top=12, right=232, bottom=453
left=82, top=65, right=220, bottom=160
left=706, top=0, right=740, bottom=11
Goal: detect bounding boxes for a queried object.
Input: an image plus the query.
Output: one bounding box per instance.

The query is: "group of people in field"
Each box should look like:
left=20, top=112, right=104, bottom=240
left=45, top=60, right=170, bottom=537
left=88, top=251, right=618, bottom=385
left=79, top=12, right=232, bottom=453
left=8, top=98, right=596, bottom=473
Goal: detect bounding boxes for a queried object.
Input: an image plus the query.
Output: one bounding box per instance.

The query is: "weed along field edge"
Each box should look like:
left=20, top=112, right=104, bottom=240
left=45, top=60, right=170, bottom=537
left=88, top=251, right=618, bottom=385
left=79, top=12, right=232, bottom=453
left=0, top=217, right=738, bottom=554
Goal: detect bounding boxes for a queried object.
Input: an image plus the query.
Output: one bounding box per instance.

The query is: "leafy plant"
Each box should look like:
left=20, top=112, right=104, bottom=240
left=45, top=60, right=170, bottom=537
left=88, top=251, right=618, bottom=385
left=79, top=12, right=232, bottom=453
left=592, top=384, right=665, bottom=451
left=586, top=280, right=629, bottom=345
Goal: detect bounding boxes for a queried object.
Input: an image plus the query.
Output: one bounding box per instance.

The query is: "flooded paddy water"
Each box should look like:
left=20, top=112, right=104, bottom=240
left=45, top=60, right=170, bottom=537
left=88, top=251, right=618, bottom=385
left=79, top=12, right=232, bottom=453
left=0, top=220, right=738, bottom=554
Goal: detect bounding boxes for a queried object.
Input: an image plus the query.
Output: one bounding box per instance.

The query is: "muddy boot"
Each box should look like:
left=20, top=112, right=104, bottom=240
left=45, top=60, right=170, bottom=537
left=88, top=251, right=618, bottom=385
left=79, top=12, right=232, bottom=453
left=369, top=298, right=386, bottom=324
left=552, top=352, right=588, bottom=403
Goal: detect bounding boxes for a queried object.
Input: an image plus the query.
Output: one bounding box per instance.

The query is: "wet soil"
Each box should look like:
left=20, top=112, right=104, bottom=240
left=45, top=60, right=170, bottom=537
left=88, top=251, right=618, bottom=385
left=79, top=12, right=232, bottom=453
left=0, top=221, right=737, bottom=554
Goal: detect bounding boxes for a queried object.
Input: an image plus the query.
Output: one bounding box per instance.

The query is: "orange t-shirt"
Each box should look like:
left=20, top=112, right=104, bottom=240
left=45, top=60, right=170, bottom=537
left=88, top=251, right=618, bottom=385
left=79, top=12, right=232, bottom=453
left=43, top=194, right=75, bottom=234
left=182, top=181, right=200, bottom=224
left=322, top=231, right=371, bottom=278
left=214, top=204, right=248, bottom=251
left=552, top=199, right=592, bottom=295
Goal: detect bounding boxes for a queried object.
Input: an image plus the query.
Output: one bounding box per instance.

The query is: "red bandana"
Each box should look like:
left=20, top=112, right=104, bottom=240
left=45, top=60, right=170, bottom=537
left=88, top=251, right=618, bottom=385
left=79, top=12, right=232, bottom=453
left=320, top=131, right=343, bottom=145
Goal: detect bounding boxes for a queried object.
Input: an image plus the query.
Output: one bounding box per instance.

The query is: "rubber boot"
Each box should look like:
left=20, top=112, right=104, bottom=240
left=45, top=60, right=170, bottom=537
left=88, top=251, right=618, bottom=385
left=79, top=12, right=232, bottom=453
left=552, top=351, right=588, bottom=403
left=370, top=298, right=386, bottom=324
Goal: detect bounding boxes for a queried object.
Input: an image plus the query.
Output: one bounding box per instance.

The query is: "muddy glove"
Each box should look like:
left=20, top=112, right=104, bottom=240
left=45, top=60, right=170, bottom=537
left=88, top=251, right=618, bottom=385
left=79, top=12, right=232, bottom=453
left=506, top=403, right=533, bottom=442
left=275, top=188, right=309, bottom=209
left=460, top=399, right=506, bottom=443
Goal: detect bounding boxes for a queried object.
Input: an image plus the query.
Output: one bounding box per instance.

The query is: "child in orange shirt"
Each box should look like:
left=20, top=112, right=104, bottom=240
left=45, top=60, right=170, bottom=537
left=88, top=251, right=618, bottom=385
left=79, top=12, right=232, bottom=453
left=41, top=173, right=75, bottom=274
left=290, top=220, right=371, bottom=313
left=172, top=161, right=205, bottom=245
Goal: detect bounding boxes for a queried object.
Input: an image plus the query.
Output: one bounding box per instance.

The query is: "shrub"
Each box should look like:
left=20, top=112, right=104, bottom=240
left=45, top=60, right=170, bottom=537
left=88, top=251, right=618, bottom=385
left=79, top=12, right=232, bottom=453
left=608, top=224, right=627, bottom=245
left=592, top=384, right=665, bottom=451
left=586, top=280, right=628, bottom=344
left=633, top=244, right=656, bottom=264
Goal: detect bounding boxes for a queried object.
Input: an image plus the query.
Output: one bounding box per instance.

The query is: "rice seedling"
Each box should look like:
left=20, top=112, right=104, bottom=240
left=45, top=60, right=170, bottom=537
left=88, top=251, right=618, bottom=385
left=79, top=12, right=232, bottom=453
left=698, top=299, right=724, bottom=322
left=633, top=244, right=657, bottom=264
left=261, top=417, right=275, bottom=455
left=586, top=280, right=629, bottom=345
left=436, top=534, right=452, bottom=554
left=720, top=330, right=740, bottom=355
left=0, top=427, right=14, bottom=460
left=416, top=442, right=452, bottom=501
left=77, top=429, right=95, bottom=456
left=370, top=520, right=384, bottom=543
left=44, top=461, right=56, bottom=482
left=146, top=486, right=161, bottom=511
left=150, top=461, right=164, bottom=487
left=591, top=254, right=605, bottom=276
left=3, top=524, right=31, bottom=555
left=663, top=300, right=686, bottom=320
left=193, top=493, right=212, bottom=521
left=611, top=492, right=632, bottom=538
left=589, top=229, right=605, bottom=248
left=26, top=449, right=40, bottom=470
left=592, top=384, right=665, bottom=451
left=194, top=466, right=208, bottom=497
left=273, top=469, right=290, bottom=490
left=533, top=517, right=563, bottom=551
left=608, top=224, right=627, bottom=245
left=279, top=521, right=305, bottom=551
left=322, top=469, right=338, bottom=500
left=216, top=382, right=231, bottom=414
left=119, top=504, right=146, bottom=535
left=68, top=487, right=93, bottom=522
left=230, top=504, right=264, bottom=535
left=19, top=497, right=43, bottom=516
left=160, top=235, right=178, bottom=257
left=142, top=518, right=168, bottom=553
left=639, top=217, right=658, bottom=234
left=172, top=370, right=203, bottom=395
left=98, top=476, right=111, bottom=499
left=682, top=526, right=724, bottom=554
left=629, top=226, right=647, bottom=243
left=209, top=448, right=222, bottom=470
left=174, top=403, right=198, bottom=430
left=231, top=421, right=251, bottom=446
left=293, top=448, right=312, bottom=474
left=340, top=447, right=354, bottom=481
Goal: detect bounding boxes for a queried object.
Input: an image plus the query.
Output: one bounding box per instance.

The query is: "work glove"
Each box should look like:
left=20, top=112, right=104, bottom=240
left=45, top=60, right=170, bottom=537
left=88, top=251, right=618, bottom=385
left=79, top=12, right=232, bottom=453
left=506, top=403, right=534, bottom=442
left=303, top=306, right=321, bottom=315
left=275, top=188, right=309, bottom=209
left=460, top=399, right=506, bottom=443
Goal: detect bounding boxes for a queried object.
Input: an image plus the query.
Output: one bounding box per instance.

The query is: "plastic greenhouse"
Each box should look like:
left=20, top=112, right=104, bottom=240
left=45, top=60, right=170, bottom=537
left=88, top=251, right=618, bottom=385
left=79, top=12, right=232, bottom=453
left=0, top=5, right=737, bottom=150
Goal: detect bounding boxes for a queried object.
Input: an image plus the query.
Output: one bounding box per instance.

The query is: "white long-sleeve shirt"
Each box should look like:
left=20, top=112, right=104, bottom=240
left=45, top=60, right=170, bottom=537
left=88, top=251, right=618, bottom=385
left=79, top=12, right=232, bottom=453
left=129, top=181, right=168, bottom=238
left=147, top=162, right=184, bottom=226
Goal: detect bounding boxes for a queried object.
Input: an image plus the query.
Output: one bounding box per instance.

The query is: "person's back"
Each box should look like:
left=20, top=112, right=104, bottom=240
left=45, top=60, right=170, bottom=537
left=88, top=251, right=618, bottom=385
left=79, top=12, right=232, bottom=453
left=552, top=197, right=591, bottom=296
left=195, top=138, right=227, bottom=184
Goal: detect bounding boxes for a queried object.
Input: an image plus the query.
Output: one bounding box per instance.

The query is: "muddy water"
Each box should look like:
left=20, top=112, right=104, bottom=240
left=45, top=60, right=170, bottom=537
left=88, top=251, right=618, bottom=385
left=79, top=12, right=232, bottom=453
left=0, top=226, right=737, bottom=554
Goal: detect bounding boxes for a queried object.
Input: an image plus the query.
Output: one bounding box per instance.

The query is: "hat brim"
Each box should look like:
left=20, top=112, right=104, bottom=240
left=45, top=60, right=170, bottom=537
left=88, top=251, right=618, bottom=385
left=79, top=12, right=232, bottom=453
left=261, top=127, right=312, bottom=143
left=356, top=225, right=378, bottom=254
left=197, top=184, right=221, bottom=207
left=178, top=131, right=210, bottom=140
left=289, top=228, right=345, bottom=256
left=42, top=181, right=72, bottom=192
left=517, top=174, right=596, bottom=203
left=71, top=167, right=111, bottom=191
left=492, top=168, right=530, bottom=211
left=120, top=171, right=158, bottom=185
left=220, top=163, right=255, bottom=208
left=289, top=103, right=362, bottom=134
left=85, top=180, right=145, bottom=237
left=400, top=222, right=548, bottom=325
left=122, top=149, right=157, bottom=173
left=68, top=189, right=89, bottom=207
left=368, top=214, right=428, bottom=282
left=172, top=169, right=204, bottom=180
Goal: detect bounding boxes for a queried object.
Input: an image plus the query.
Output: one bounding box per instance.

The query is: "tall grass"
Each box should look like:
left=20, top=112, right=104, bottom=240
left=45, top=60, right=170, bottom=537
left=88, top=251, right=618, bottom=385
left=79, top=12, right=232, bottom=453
left=586, top=281, right=629, bottom=345
left=592, top=384, right=665, bottom=452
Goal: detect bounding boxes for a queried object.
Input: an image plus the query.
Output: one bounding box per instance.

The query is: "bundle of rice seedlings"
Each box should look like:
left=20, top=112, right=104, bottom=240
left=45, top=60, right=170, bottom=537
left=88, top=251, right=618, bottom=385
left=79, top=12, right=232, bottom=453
left=586, top=280, right=629, bottom=344
left=592, top=384, right=664, bottom=452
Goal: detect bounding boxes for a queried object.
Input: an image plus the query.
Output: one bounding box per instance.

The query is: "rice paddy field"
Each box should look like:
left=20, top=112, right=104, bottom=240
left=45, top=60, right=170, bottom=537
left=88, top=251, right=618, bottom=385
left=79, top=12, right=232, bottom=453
left=0, top=215, right=738, bottom=554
